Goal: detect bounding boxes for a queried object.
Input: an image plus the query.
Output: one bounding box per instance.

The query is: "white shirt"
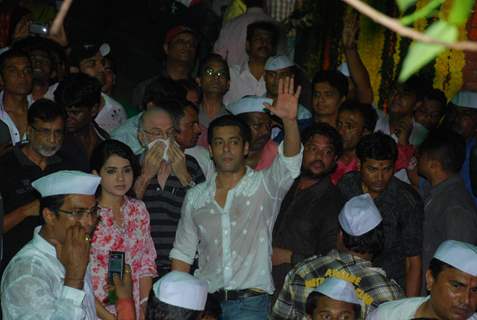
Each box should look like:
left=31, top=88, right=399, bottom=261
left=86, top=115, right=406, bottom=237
left=1, top=227, right=96, bottom=320
left=367, top=296, right=477, bottom=320
left=170, top=142, right=303, bottom=293
left=0, top=91, right=33, bottom=145
left=44, top=82, right=127, bottom=134
left=224, top=61, right=267, bottom=106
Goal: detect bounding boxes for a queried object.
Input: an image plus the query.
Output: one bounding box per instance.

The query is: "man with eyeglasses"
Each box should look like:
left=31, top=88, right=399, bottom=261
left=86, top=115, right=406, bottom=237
left=195, top=53, right=231, bottom=146
left=133, top=100, right=205, bottom=276
left=0, top=99, right=73, bottom=276
left=1, top=170, right=101, bottom=319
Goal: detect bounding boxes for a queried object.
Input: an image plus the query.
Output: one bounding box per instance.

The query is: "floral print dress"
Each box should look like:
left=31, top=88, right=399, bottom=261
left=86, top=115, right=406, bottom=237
left=90, top=197, right=157, bottom=318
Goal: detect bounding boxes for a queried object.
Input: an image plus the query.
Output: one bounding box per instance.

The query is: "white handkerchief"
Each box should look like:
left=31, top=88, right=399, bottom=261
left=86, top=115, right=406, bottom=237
left=148, top=138, right=170, bottom=162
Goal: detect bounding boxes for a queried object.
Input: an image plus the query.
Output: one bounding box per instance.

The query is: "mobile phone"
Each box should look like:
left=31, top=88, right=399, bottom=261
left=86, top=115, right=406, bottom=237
left=108, top=251, right=125, bottom=284
left=29, top=23, right=49, bottom=36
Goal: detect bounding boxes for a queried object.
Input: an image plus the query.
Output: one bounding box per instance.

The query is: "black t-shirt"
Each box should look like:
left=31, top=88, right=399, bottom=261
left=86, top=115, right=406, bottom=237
left=0, top=144, right=73, bottom=274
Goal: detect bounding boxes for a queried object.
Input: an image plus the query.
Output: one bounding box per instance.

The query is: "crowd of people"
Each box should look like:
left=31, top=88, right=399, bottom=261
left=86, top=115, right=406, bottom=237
left=0, top=0, right=477, bottom=319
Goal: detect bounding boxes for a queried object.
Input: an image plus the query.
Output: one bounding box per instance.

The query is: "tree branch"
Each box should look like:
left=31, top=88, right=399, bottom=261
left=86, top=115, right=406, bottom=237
left=342, top=0, right=477, bottom=51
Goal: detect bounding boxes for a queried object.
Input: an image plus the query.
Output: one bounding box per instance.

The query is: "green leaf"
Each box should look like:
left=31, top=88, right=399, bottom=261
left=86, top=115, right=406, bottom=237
left=448, top=0, right=475, bottom=26
left=400, top=0, right=444, bottom=26
left=396, top=0, right=417, bottom=12
left=399, top=20, right=458, bottom=81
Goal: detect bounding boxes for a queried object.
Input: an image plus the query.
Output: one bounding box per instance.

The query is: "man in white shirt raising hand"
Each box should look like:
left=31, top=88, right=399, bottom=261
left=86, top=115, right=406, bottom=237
left=170, top=77, right=303, bottom=319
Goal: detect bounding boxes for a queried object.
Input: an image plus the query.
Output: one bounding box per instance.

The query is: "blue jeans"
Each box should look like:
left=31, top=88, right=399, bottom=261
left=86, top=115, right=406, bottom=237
left=220, top=294, right=270, bottom=320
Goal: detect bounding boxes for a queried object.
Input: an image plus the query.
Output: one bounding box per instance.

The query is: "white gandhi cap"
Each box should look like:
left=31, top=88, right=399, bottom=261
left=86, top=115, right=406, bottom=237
left=32, top=170, right=101, bottom=197
left=338, top=194, right=382, bottom=236
left=226, top=96, right=273, bottom=115
left=153, top=271, right=208, bottom=311
left=451, top=90, right=477, bottom=110
left=314, top=277, right=361, bottom=305
left=433, top=240, right=477, bottom=276
left=265, top=55, right=295, bottom=71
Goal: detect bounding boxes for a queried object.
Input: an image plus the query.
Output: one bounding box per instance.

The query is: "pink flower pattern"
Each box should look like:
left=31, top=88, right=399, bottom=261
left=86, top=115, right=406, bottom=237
left=90, top=197, right=157, bottom=318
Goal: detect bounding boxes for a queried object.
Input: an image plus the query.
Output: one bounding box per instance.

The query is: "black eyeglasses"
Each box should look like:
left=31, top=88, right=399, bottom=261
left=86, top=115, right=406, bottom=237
left=56, top=206, right=100, bottom=219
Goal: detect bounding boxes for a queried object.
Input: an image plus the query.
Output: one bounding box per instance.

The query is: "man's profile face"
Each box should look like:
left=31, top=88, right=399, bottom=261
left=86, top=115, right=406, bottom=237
left=337, top=110, right=366, bottom=152
left=265, top=67, right=294, bottom=97
left=414, top=98, right=443, bottom=130
left=245, top=112, right=271, bottom=153
left=453, top=107, right=477, bottom=140
left=427, top=266, right=477, bottom=320
left=209, top=125, right=249, bottom=173
left=175, top=106, right=201, bottom=149
left=302, top=134, right=337, bottom=179
left=165, top=32, right=198, bottom=64
left=246, top=29, right=275, bottom=61
left=79, top=52, right=106, bottom=86
left=359, top=158, right=394, bottom=196
left=312, top=82, right=344, bottom=119
left=28, top=116, right=64, bottom=157
left=312, top=295, right=357, bottom=320
left=1, top=56, right=33, bottom=95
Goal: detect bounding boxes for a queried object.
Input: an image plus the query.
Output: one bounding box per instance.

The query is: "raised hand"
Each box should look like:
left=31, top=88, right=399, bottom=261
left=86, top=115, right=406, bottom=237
left=168, top=141, right=191, bottom=186
left=342, top=12, right=359, bottom=50
left=263, top=77, right=302, bottom=122
left=142, top=141, right=165, bottom=180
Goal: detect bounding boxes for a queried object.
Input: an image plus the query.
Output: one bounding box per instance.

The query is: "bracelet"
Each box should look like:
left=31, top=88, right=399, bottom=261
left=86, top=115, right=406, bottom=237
left=140, top=297, right=148, bottom=305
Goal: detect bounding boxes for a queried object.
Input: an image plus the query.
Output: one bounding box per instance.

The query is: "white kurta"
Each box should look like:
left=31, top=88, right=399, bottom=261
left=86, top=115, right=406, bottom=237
left=367, top=296, right=477, bottom=320
left=1, top=226, right=96, bottom=320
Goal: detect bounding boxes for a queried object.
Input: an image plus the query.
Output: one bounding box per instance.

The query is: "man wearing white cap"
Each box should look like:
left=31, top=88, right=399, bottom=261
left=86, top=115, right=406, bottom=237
left=146, top=271, right=208, bottom=319
left=170, top=77, right=303, bottom=319
left=1, top=170, right=100, bottom=319
left=306, top=277, right=361, bottom=320
left=271, top=194, right=403, bottom=320
left=264, top=55, right=312, bottom=142
left=368, top=240, right=477, bottom=320
left=452, top=91, right=477, bottom=208
left=227, top=95, right=278, bottom=170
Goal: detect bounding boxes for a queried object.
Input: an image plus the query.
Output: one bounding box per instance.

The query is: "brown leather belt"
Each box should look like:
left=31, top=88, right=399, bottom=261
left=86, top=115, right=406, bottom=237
left=213, top=288, right=266, bottom=301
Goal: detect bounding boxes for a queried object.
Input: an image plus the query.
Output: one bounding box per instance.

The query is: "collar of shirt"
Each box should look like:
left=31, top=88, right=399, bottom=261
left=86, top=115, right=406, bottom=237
left=31, top=226, right=58, bottom=259
left=0, top=91, right=33, bottom=145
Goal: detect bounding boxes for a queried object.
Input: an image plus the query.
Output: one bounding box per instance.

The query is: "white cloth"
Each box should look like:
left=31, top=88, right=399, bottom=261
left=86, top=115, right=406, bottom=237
left=367, top=296, right=477, bottom=320
left=184, top=145, right=216, bottom=181
left=170, top=142, right=303, bottom=294
left=44, top=83, right=127, bottom=134
left=214, top=8, right=276, bottom=67
left=223, top=61, right=267, bottom=106
left=0, top=91, right=33, bottom=145
left=1, top=227, right=96, bottom=320
left=96, top=94, right=127, bottom=134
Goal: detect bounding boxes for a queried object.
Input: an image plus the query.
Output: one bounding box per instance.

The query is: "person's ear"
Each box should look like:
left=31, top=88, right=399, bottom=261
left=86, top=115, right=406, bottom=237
left=43, top=208, right=57, bottom=225
left=145, top=101, right=156, bottom=110
left=208, top=144, right=213, bottom=159
left=163, top=43, right=169, bottom=55
left=92, top=169, right=99, bottom=176
left=244, top=141, right=249, bottom=157
left=196, top=77, right=201, bottom=87
left=425, top=269, right=435, bottom=292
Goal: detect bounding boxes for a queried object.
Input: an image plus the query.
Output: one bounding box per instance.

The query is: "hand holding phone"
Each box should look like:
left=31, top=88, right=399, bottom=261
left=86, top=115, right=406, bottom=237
left=108, top=251, right=125, bottom=284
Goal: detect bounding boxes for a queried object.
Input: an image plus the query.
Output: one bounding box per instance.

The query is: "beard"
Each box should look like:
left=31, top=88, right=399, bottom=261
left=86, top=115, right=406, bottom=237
left=301, top=160, right=337, bottom=180
left=33, top=143, right=61, bottom=157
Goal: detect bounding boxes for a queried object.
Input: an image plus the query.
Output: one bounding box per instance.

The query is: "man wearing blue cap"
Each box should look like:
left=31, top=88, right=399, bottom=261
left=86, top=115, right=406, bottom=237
left=170, top=77, right=303, bottom=319
left=1, top=170, right=100, bottom=319
left=369, top=240, right=477, bottom=320
left=271, top=194, right=403, bottom=320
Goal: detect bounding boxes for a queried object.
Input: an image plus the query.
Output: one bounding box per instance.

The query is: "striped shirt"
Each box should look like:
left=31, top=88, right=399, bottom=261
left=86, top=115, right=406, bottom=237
left=142, top=155, right=205, bottom=273
left=271, top=250, right=404, bottom=320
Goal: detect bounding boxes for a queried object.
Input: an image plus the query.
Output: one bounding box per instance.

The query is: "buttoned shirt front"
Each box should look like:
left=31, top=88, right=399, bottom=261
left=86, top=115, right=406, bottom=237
left=0, top=91, right=33, bottom=145
left=223, top=61, right=267, bottom=106
left=1, top=226, right=96, bottom=320
left=170, top=142, right=303, bottom=293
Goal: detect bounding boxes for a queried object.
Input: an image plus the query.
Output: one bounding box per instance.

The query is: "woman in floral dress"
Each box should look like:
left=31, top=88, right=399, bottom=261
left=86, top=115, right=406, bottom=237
left=90, top=140, right=157, bottom=320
